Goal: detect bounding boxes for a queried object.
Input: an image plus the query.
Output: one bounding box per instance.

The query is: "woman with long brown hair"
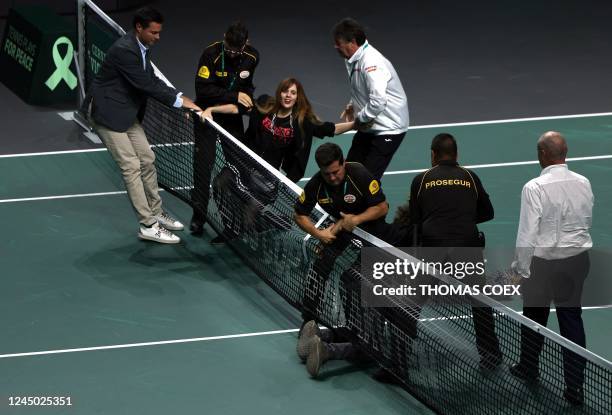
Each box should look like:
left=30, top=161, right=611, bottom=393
left=201, top=77, right=354, bottom=182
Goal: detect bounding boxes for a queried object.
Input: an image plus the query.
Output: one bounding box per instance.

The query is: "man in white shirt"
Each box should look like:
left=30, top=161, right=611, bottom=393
left=332, top=18, right=409, bottom=181
left=510, top=131, right=593, bottom=406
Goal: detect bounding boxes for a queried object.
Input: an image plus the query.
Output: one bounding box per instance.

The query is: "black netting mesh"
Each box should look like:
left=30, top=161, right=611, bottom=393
left=81, top=4, right=612, bottom=413
left=141, top=99, right=611, bottom=415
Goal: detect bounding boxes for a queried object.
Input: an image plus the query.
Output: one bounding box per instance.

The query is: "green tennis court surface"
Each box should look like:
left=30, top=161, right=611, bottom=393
left=1, top=114, right=610, bottom=414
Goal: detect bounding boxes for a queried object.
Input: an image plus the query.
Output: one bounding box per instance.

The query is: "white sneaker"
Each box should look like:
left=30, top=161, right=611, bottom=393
left=155, top=212, right=184, bottom=231
left=138, top=222, right=180, bottom=244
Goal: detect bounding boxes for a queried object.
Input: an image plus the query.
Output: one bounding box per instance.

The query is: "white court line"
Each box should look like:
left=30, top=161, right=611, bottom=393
left=419, top=305, right=612, bottom=323
left=2, top=111, right=612, bottom=159
left=0, top=143, right=193, bottom=159
left=298, top=154, right=612, bottom=182
left=0, top=191, right=127, bottom=204
left=0, top=148, right=107, bottom=159
left=406, top=111, right=612, bottom=129
left=0, top=187, right=198, bottom=204
left=1, top=154, right=610, bottom=204
left=0, top=328, right=299, bottom=359
left=2, top=304, right=609, bottom=359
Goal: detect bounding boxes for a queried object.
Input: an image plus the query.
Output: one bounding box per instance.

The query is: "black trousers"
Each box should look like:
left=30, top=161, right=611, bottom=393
left=301, top=236, right=380, bottom=362
left=519, top=251, right=590, bottom=391
left=301, top=222, right=408, bottom=324
left=400, top=246, right=502, bottom=362
left=301, top=225, right=412, bottom=362
left=211, top=165, right=288, bottom=239
left=302, top=236, right=358, bottom=325
left=192, top=114, right=245, bottom=222
left=346, top=131, right=405, bottom=181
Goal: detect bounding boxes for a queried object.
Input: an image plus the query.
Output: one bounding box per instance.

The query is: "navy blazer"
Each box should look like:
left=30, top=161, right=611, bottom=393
left=90, top=31, right=178, bottom=132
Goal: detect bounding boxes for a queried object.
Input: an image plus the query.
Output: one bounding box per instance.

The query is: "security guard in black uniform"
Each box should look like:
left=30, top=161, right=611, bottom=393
left=191, top=21, right=259, bottom=239
left=294, top=143, right=402, bottom=319
left=407, top=133, right=502, bottom=369
left=294, top=142, right=406, bottom=378
left=409, top=133, right=492, bottom=246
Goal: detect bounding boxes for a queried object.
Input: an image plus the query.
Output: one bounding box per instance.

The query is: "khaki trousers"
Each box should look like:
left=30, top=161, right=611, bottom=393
left=96, top=121, right=162, bottom=226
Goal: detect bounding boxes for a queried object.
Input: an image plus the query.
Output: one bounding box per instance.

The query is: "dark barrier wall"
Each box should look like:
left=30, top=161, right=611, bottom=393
left=0, top=0, right=148, bottom=17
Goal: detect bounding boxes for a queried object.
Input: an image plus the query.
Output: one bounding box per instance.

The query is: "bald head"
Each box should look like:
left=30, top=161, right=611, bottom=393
left=537, top=131, right=568, bottom=168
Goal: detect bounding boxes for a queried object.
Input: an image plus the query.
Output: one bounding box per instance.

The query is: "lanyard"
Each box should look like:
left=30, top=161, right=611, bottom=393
left=348, top=42, right=369, bottom=81
left=221, top=43, right=240, bottom=91
left=324, top=180, right=348, bottom=201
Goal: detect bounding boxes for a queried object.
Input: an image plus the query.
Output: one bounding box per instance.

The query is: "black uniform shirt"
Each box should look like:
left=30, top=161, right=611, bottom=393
left=295, top=162, right=398, bottom=240
left=408, top=160, right=494, bottom=244
left=194, top=41, right=259, bottom=110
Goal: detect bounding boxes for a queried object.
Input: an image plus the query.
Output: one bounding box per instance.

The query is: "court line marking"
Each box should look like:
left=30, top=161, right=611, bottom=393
left=1, top=154, right=610, bottom=204
left=301, top=154, right=612, bottom=181
left=0, top=113, right=608, bottom=359
left=420, top=305, right=612, bottom=323
left=0, top=148, right=107, bottom=158
left=0, top=329, right=300, bottom=359
left=2, top=305, right=609, bottom=359
left=2, top=111, right=612, bottom=159
left=0, top=191, right=127, bottom=203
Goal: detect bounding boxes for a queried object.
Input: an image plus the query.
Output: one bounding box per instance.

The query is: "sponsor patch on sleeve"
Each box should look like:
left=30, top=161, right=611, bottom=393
left=369, top=179, right=380, bottom=195
left=197, top=66, right=210, bottom=79
left=299, top=191, right=306, bottom=203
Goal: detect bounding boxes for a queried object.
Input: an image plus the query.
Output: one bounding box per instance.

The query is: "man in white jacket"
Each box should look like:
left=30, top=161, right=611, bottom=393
left=332, top=18, right=409, bottom=181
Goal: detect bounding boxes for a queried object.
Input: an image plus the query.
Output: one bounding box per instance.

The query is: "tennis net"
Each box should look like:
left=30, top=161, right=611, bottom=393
left=77, top=2, right=612, bottom=413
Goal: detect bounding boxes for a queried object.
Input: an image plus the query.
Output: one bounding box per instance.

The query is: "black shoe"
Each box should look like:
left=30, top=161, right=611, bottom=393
left=372, top=367, right=401, bottom=385
left=509, top=363, right=539, bottom=382
left=563, top=387, right=584, bottom=406
left=189, top=215, right=204, bottom=236
left=480, top=353, right=503, bottom=370
left=210, top=235, right=226, bottom=245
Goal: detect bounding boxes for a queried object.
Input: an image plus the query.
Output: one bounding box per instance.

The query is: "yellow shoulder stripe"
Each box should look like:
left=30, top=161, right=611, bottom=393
left=243, top=51, right=257, bottom=61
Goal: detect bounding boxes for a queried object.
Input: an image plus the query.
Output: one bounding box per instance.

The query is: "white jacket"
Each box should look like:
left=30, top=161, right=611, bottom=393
left=345, top=40, right=409, bottom=135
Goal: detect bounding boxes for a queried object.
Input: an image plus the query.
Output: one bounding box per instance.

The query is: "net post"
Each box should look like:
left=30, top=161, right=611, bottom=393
left=72, top=0, right=96, bottom=134
left=76, top=0, right=86, bottom=107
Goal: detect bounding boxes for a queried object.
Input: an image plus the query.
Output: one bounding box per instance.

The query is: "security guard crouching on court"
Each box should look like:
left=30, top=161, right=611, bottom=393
left=294, top=142, right=406, bottom=379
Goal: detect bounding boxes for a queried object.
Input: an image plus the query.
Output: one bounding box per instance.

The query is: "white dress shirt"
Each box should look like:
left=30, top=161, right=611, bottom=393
left=513, top=164, right=593, bottom=278
left=345, top=40, right=409, bottom=135
left=136, top=36, right=183, bottom=108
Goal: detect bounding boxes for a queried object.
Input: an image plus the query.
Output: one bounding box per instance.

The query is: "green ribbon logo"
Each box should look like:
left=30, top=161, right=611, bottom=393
left=45, top=36, right=77, bottom=91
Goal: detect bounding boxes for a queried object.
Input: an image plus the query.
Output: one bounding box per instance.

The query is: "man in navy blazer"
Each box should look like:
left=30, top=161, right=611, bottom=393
left=90, top=6, right=201, bottom=244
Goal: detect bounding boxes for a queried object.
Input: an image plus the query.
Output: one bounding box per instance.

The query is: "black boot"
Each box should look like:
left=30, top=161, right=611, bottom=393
left=190, top=210, right=205, bottom=236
